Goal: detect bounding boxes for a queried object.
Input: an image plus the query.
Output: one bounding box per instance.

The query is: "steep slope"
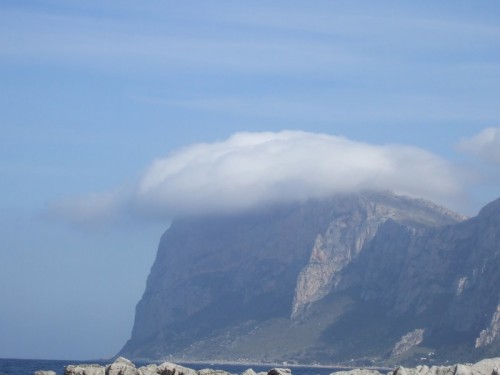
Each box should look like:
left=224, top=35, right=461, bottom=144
left=121, top=198, right=336, bottom=359
left=120, top=191, right=468, bottom=363
left=291, top=191, right=465, bottom=319
left=328, top=197, right=500, bottom=364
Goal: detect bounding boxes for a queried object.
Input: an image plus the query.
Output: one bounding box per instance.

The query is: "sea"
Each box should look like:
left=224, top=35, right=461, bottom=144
left=0, top=358, right=353, bottom=375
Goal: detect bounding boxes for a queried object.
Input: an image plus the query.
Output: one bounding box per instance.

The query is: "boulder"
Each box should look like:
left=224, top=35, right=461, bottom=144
left=138, top=364, right=160, bottom=375
left=267, top=368, right=291, bottom=375
left=105, top=357, right=140, bottom=375
left=241, top=369, right=257, bottom=375
left=35, top=371, right=57, bottom=375
left=331, top=370, right=382, bottom=375
left=198, top=369, right=232, bottom=375
left=64, top=364, right=105, bottom=375
left=470, top=358, right=500, bottom=375
left=391, top=365, right=455, bottom=375
left=389, top=359, right=500, bottom=375
left=157, top=362, right=198, bottom=375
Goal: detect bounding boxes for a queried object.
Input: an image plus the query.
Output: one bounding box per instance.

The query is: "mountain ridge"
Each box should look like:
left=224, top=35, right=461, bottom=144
left=120, top=191, right=499, bottom=366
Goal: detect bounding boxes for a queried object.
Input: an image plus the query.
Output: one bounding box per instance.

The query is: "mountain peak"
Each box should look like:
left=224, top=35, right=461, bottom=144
left=478, top=197, right=500, bottom=218
left=120, top=194, right=499, bottom=366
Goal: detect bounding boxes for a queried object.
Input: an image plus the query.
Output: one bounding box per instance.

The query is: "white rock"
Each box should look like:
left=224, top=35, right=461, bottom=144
left=64, top=364, right=105, bottom=375
left=330, top=369, right=382, bottom=375
left=138, top=364, right=160, bottom=375
left=198, top=369, right=232, bottom=375
left=389, top=358, right=500, bottom=375
left=105, top=357, right=141, bottom=375
left=391, top=329, right=425, bottom=357
left=241, top=369, right=257, bottom=375
left=475, top=306, right=500, bottom=348
left=157, top=362, right=198, bottom=375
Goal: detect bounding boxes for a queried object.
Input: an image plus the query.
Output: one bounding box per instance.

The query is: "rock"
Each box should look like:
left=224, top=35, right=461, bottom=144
left=267, top=368, right=291, bottom=375
left=391, top=365, right=448, bottom=375
left=388, top=358, right=500, bottom=375
left=105, top=357, right=140, bottom=375
left=35, top=371, right=57, bottom=375
left=64, top=364, right=105, bottom=375
left=198, top=369, right=232, bottom=375
left=470, top=358, right=500, bottom=375
left=157, top=362, right=198, bottom=375
left=241, top=369, right=257, bottom=375
left=391, top=329, right=425, bottom=357
left=331, top=370, right=382, bottom=375
left=476, top=305, right=500, bottom=348
left=138, top=364, right=160, bottom=375
left=291, top=200, right=394, bottom=319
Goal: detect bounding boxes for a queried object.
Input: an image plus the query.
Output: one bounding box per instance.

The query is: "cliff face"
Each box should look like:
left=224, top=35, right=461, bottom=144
left=291, top=193, right=464, bottom=320
left=120, top=193, right=500, bottom=365
left=121, top=198, right=337, bottom=359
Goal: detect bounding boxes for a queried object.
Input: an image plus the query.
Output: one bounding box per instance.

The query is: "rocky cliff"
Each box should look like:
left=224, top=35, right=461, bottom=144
left=120, top=192, right=500, bottom=365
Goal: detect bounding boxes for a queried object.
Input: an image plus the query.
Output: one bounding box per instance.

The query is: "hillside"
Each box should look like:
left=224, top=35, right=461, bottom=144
left=119, top=192, right=500, bottom=365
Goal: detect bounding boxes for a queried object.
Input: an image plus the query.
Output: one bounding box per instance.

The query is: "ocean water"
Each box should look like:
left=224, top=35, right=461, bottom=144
left=0, top=358, right=349, bottom=375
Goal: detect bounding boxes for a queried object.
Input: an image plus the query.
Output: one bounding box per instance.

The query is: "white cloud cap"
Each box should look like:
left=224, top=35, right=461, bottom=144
left=50, top=130, right=464, bottom=225
left=457, top=127, right=500, bottom=165
left=134, top=130, right=461, bottom=218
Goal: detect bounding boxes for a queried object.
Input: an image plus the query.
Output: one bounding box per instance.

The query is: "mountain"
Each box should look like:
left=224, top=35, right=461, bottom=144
left=119, top=191, right=500, bottom=366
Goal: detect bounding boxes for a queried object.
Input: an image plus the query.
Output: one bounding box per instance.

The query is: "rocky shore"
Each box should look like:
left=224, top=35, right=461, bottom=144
left=34, top=357, right=500, bottom=375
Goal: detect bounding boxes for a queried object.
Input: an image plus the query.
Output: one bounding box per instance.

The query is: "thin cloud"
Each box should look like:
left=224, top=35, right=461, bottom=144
left=457, top=127, right=500, bottom=165
left=0, top=7, right=353, bottom=75
left=49, top=131, right=465, bottom=225
left=47, top=189, right=132, bottom=230
left=4, top=3, right=499, bottom=77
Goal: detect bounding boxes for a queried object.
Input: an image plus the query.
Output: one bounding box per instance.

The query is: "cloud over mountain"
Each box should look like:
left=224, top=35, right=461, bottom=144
left=50, top=131, right=464, bottom=225
left=457, top=127, right=500, bottom=165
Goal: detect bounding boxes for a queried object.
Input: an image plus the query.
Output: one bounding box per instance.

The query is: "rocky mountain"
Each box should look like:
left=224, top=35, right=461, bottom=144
left=119, top=191, right=500, bottom=366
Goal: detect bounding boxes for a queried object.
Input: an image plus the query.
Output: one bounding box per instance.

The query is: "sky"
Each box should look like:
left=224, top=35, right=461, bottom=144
left=1, top=0, right=500, bottom=360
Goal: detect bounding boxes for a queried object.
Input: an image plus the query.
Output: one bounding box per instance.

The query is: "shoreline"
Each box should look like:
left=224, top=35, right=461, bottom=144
left=137, top=358, right=393, bottom=372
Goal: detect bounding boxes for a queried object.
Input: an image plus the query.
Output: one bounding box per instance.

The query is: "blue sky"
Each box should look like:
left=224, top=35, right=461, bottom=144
left=1, top=0, right=500, bottom=360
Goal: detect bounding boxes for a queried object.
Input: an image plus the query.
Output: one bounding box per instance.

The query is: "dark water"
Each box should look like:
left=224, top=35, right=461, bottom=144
left=0, top=358, right=350, bottom=375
